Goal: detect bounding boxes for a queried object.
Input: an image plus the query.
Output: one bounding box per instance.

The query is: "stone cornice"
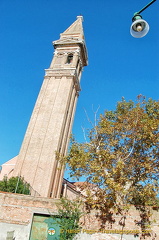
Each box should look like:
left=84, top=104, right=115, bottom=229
left=45, top=68, right=81, bottom=93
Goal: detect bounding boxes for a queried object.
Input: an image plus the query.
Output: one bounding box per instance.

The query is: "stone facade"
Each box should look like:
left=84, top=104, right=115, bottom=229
left=12, top=16, right=88, bottom=198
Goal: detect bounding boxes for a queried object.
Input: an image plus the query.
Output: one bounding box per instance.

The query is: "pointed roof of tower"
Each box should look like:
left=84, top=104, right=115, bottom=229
left=53, top=16, right=88, bottom=66
left=60, top=16, right=84, bottom=40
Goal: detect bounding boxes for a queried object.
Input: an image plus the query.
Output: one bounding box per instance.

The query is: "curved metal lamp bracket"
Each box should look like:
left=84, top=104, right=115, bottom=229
left=132, top=0, right=157, bottom=21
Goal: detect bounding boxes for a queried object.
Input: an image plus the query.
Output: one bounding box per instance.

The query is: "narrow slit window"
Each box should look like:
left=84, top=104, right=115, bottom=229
left=67, top=54, right=73, bottom=64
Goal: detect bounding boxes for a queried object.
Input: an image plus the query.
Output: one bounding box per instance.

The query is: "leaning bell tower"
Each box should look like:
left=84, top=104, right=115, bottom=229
left=13, top=16, right=88, bottom=198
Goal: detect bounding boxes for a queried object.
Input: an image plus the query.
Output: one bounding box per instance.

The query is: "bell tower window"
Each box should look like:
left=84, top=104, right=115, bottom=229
left=66, top=54, right=73, bottom=64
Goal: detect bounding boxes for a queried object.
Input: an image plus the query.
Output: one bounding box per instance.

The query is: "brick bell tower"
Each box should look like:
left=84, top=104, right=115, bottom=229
left=13, top=16, right=88, bottom=198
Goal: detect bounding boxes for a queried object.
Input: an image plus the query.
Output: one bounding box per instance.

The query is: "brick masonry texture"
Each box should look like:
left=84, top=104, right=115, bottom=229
left=0, top=192, right=159, bottom=240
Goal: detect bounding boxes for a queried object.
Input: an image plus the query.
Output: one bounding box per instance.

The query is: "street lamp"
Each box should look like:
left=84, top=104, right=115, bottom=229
left=130, top=0, right=157, bottom=38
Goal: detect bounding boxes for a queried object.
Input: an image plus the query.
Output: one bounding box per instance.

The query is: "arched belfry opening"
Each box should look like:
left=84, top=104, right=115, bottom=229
left=66, top=54, right=73, bottom=64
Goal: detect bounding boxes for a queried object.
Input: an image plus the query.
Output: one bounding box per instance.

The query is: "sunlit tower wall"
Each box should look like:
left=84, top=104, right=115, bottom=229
left=13, top=16, right=88, bottom=198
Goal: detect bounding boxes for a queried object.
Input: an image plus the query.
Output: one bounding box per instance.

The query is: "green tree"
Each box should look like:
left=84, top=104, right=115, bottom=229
left=55, top=198, right=83, bottom=240
left=0, top=176, right=30, bottom=195
left=62, top=95, right=159, bottom=237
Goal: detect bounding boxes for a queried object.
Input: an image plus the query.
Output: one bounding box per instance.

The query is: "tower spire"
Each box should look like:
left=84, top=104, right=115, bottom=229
left=60, top=16, right=84, bottom=40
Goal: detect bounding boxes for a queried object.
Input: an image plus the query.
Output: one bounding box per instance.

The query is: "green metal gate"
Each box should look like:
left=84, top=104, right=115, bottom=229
left=29, top=214, right=61, bottom=240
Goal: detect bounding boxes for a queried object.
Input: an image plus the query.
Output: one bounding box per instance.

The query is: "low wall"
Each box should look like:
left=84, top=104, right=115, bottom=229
left=0, top=192, right=159, bottom=240
left=0, top=192, right=59, bottom=240
left=73, top=232, right=136, bottom=240
left=79, top=206, right=159, bottom=240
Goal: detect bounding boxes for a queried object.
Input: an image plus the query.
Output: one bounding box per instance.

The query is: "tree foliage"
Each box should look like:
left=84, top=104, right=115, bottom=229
left=63, top=96, right=159, bottom=236
left=0, top=176, right=30, bottom=195
left=55, top=198, right=83, bottom=240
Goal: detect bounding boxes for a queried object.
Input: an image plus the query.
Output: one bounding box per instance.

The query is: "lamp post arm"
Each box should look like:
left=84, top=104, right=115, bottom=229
left=135, top=0, right=157, bottom=16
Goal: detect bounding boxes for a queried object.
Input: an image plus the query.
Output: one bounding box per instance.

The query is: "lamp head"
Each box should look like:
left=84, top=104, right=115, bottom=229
left=130, top=14, right=149, bottom=38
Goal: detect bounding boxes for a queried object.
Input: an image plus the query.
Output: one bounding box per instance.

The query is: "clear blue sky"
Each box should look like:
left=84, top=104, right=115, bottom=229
left=0, top=0, right=159, bottom=166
